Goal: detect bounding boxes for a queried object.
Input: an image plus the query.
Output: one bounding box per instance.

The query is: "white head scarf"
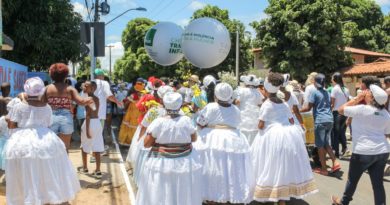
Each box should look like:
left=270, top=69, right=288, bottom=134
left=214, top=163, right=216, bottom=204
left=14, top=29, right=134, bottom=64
left=240, top=75, right=259, bottom=86
left=264, top=77, right=280, bottom=93
left=24, top=77, right=45, bottom=97
left=282, top=74, right=290, bottom=87
left=215, top=83, right=233, bottom=102
left=157, top=85, right=174, bottom=99
left=203, top=75, right=217, bottom=88
left=163, top=92, right=183, bottom=110
left=369, top=85, right=388, bottom=105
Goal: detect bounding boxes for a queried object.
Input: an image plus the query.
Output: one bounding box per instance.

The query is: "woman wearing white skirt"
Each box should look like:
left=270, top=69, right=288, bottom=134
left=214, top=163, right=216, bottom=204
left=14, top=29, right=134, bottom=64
left=5, top=77, right=80, bottom=205
left=234, top=75, right=264, bottom=145
left=127, top=85, right=174, bottom=185
left=136, top=92, right=202, bottom=205
left=196, top=83, right=254, bottom=204
left=251, top=73, right=318, bottom=205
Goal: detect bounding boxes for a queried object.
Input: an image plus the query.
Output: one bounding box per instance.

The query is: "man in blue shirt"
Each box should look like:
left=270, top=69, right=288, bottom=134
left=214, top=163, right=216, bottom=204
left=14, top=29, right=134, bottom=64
left=301, top=73, right=340, bottom=176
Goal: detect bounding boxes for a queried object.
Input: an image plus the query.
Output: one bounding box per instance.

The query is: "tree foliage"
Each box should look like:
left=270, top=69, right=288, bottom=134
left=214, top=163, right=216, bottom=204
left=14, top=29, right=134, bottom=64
left=2, top=0, right=82, bottom=71
left=251, top=0, right=350, bottom=79
left=340, top=0, right=389, bottom=53
left=76, top=56, right=102, bottom=78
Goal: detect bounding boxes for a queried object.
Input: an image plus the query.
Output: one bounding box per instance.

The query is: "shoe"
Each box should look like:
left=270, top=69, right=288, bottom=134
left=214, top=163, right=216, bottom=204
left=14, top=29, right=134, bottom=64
left=90, top=156, right=96, bottom=163
left=313, top=168, right=329, bottom=176
left=331, top=196, right=342, bottom=205
left=78, top=167, right=88, bottom=174
left=331, top=164, right=341, bottom=173
left=93, top=171, right=102, bottom=179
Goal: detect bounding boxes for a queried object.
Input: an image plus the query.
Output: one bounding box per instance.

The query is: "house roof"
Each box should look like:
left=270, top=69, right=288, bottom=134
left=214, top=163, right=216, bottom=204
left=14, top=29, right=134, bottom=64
left=343, top=60, right=390, bottom=76
left=344, top=47, right=390, bottom=57
left=252, top=48, right=262, bottom=53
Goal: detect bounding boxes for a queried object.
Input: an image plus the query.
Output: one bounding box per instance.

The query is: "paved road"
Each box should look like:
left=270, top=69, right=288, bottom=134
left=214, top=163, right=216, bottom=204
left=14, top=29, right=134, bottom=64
left=112, top=119, right=390, bottom=205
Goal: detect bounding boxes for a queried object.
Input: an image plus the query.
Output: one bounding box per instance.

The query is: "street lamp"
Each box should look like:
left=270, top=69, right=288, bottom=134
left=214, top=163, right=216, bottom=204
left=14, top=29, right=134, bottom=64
left=105, top=7, right=147, bottom=26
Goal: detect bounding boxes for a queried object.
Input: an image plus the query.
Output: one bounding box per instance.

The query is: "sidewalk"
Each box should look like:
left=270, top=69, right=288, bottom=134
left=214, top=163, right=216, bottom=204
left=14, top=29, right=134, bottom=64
left=0, top=141, right=132, bottom=205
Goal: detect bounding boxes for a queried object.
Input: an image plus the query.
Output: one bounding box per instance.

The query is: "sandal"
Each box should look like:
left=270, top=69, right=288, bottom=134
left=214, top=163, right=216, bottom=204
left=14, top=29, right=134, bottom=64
left=331, top=196, right=342, bottom=205
left=93, top=171, right=102, bottom=179
left=331, top=164, right=341, bottom=173
left=78, top=167, right=89, bottom=174
left=313, top=168, right=328, bottom=176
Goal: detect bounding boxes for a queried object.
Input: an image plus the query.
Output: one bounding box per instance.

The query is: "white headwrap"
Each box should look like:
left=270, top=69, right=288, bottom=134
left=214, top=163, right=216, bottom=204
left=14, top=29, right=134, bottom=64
left=369, top=85, right=388, bottom=105
left=215, top=83, right=233, bottom=102
left=163, top=92, right=183, bottom=110
left=203, top=75, right=217, bottom=88
left=240, top=75, right=259, bottom=86
left=282, top=74, right=290, bottom=87
left=157, top=85, right=174, bottom=99
left=264, top=77, right=280, bottom=93
left=24, top=77, right=45, bottom=97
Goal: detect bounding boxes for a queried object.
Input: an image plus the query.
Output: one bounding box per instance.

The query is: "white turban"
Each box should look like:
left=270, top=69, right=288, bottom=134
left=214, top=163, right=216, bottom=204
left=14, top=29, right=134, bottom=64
left=163, top=92, right=183, bottom=110
left=157, top=85, right=174, bottom=99
left=24, top=77, right=45, bottom=97
left=215, top=83, right=233, bottom=102
left=240, top=75, right=259, bottom=86
left=264, top=77, right=280, bottom=93
left=203, top=75, right=217, bottom=88
left=282, top=74, right=290, bottom=87
left=369, top=85, right=388, bottom=105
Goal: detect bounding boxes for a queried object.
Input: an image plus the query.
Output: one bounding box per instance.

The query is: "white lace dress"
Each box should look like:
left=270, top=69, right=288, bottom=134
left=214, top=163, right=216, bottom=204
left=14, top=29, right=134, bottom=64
left=251, top=100, right=317, bottom=202
left=4, top=103, right=80, bottom=205
left=235, top=87, right=264, bottom=145
left=135, top=116, right=202, bottom=205
left=195, top=102, right=254, bottom=203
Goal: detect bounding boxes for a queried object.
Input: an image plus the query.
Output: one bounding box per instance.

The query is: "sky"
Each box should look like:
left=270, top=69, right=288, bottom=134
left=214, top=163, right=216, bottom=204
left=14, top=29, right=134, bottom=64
left=71, top=0, right=390, bottom=72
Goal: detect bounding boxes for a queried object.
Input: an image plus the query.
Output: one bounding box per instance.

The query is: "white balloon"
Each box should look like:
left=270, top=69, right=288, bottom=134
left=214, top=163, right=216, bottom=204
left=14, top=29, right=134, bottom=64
left=144, top=22, right=184, bottom=66
left=182, top=17, right=231, bottom=68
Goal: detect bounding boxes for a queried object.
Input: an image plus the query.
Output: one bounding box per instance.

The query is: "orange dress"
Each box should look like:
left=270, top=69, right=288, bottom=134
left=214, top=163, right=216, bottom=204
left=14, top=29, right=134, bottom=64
left=118, top=93, right=142, bottom=146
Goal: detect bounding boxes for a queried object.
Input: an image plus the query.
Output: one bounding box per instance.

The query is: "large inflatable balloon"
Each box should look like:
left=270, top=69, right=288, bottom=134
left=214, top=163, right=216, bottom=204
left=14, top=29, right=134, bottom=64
left=144, top=22, right=184, bottom=66
left=182, top=17, right=231, bottom=68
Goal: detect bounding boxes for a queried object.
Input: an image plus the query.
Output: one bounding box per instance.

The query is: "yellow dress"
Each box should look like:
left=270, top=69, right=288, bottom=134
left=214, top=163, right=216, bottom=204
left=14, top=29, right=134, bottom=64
left=118, top=94, right=142, bottom=146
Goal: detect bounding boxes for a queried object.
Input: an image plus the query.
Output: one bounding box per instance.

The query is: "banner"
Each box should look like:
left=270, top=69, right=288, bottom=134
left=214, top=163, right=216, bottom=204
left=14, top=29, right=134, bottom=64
left=28, top=72, right=50, bottom=82
left=0, top=58, right=28, bottom=97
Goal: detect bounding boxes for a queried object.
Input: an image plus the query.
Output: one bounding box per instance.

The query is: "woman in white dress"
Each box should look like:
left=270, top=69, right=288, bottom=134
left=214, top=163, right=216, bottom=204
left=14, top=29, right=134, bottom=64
left=136, top=92, right=202, bottom=205
left=279, top=74, right=305, bottom=141
left=127, top=85, right=174, bottom=185
left=235, top=74, right=264, bottom=145
left=196, top=83, right=254, bottom=204
left=5, top=77, right=80, bottom=205
left=251, top=73, right=318, bottom=205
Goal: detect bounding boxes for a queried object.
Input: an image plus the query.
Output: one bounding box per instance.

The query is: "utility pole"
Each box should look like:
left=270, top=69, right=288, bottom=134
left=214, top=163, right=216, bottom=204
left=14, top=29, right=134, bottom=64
left=90, top=0, right=99, bottom=80
left=106, top=45, right=114, bottom=77
left=235, top=29, right=239, bottom=83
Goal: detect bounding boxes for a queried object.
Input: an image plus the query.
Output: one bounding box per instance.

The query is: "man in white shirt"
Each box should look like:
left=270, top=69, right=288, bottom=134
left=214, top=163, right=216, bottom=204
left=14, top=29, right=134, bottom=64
left=94, top=69, right=123, bottom=144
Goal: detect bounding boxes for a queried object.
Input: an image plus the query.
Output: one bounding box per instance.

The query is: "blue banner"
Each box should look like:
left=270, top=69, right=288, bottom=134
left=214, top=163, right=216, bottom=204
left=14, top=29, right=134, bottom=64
left=0, top=58, right=28, bottom=97
left=28, top=72, right=50, bottom=82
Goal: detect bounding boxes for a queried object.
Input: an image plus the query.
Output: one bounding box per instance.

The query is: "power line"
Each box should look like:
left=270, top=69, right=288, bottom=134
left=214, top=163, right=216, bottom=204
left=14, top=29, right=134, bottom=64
left=167, top=0, right=193, bottom=21
left=84, top=0, right=92, bottom=21
left=147, top=0, right=166, bottom=18
left=152, top=0, right=176, bottom=19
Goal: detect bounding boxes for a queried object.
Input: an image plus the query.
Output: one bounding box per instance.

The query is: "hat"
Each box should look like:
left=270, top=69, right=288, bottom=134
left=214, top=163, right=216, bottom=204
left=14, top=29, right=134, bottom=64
left=157, top=85, right=174, bottom=99
left=314, top=73, right=326, bottom=88
left=369, top=85, right=388, bottom=105
left=189, top=75, right=200, bottom=83
left=163, top=92, right=182, bottom=110
left=24, top=77, right=45, bottom=97
left=215, top=83, right=233, bottom=102
left=203, top=75, right=217, bottom=88
left=94, top=68, right=105, bottom=76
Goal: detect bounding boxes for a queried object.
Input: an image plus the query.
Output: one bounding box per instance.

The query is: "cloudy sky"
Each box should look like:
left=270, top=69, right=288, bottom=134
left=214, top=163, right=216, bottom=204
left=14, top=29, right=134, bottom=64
left=71, top=0, right=390, bottom=72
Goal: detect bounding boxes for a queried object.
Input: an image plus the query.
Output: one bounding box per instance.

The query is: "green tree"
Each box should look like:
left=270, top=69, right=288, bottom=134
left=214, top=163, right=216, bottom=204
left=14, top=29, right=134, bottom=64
left=191, top=5, right=253, bottom=76
left=2, top=0, right=82, bottom=71
left=340, top=0, right=389, bottom=53
left=76, top=56, right=102, bottom=78
left=251, top=0, right=350, bottom=79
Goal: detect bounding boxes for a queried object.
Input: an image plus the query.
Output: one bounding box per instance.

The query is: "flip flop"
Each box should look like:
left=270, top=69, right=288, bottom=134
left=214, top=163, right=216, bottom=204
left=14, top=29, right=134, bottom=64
left=313, top=168, right=328, bottom=176
left=331, top=164, right=341, bottom=173
left=331, top=196, right=342, bottom=205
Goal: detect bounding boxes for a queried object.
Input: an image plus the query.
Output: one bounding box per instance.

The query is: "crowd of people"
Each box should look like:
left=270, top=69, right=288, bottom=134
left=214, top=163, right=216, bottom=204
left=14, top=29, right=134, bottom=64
left=0, top=62, right=389, bottom=205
